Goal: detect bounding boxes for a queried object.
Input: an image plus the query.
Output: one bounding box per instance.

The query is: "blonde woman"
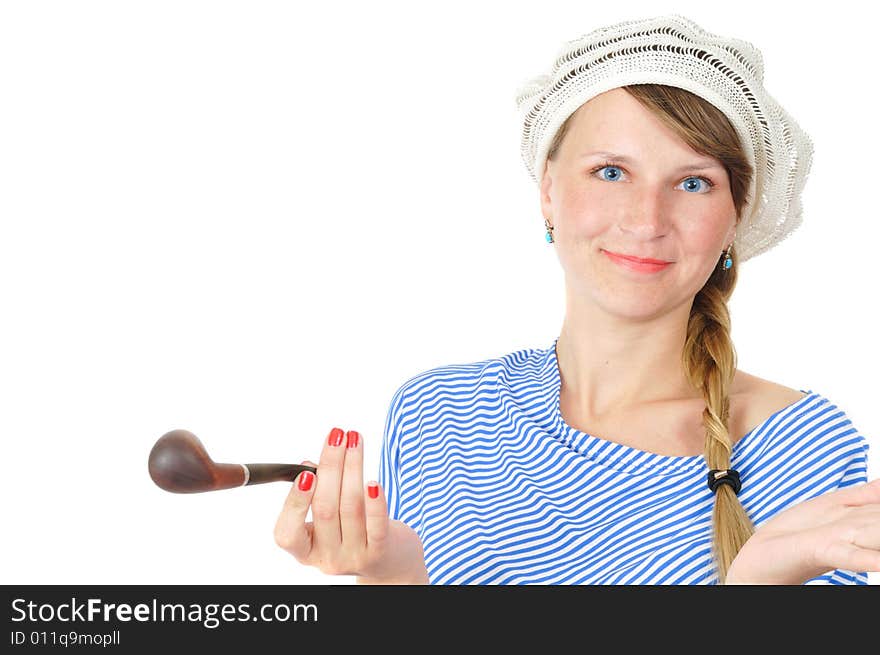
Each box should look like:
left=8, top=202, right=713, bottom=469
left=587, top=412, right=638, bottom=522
left=274, top=15, right=878, bottom=585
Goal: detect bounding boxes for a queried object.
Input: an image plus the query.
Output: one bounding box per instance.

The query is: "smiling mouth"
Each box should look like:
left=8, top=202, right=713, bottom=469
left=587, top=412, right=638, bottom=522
left=601, top=249, right=673, bottom=265
left=601, top=249, right=674, bottom=273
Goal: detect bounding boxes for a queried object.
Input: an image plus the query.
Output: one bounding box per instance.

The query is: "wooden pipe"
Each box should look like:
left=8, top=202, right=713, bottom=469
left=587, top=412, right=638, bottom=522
left=149, top=429, right=316, bottom=493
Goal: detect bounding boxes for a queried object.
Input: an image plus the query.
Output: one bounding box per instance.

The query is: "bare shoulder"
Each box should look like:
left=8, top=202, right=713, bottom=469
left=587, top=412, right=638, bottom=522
left=730, top=370, right=809, bottom=441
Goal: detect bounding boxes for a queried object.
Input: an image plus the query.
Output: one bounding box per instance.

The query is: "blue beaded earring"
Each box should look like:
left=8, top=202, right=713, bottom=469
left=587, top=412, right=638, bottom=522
left=545, top=219, right=555, bottom=244
left=722, top=243, right=733, bottom=270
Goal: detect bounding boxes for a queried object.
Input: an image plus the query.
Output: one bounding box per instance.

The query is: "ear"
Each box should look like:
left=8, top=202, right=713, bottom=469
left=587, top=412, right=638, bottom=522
left=540, top=159, right=554, bottom=222
left=724, top=219, right=737, bottom=249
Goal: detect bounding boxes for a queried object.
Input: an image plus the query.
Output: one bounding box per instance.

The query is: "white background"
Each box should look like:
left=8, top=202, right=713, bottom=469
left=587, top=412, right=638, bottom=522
left=1, top=0, right=877, bottom=585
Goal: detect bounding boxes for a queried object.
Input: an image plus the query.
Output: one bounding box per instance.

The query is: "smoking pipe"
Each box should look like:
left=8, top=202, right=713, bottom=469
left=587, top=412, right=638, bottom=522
left=148, top=429, right=316, bottom=493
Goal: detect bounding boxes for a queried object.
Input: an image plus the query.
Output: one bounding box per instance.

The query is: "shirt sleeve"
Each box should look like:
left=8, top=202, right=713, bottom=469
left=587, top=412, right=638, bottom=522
left=803, top=422, right=871, bottom=585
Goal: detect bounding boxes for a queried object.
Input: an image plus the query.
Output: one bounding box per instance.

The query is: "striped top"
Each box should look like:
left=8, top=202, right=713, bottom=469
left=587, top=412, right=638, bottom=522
left=378, top=338, right=871, bottom=585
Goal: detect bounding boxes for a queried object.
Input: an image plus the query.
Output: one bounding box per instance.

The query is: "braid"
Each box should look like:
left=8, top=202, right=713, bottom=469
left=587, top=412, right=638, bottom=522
left=682, top=245, right=755, bottom=583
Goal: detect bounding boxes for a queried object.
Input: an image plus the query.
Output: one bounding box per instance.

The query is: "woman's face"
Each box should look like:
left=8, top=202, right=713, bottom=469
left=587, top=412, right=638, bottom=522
left=541, top=87, right=738, bottom=321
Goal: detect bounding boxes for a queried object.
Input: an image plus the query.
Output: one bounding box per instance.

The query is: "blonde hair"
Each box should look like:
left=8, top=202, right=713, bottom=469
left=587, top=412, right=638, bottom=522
left=545, top=84, right=756, bottom=583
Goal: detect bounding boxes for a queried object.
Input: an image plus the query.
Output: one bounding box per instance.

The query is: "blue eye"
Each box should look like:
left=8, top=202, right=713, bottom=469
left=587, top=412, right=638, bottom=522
left=679, top=177, right=711, bottom=193
left=590, top=162, right=715, bottom=194
left=597, top=165, right=623, bottom=182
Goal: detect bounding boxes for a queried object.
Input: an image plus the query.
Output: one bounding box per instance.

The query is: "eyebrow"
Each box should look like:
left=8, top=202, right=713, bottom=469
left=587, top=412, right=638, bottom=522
left=579, top=150, right=723, bottom=172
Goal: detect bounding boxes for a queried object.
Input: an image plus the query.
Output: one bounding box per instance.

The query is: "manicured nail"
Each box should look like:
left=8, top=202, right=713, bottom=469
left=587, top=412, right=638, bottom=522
left=328, top=427, right=345, bottom=447
left=346, top=430, right=360, bottom=449
left=298, top=471, right=315, bottom=492
left=367, top=482, right=379, bottom=499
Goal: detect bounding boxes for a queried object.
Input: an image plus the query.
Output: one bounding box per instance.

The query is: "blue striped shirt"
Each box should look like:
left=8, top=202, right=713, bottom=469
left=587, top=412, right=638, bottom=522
left=379, top=338, right=871, bottom=584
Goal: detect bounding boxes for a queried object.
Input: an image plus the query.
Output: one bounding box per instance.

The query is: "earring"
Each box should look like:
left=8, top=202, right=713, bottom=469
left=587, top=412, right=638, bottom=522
left=722, top=243, right=733, bottom=270
left=545, top=219, right=555, bottom=244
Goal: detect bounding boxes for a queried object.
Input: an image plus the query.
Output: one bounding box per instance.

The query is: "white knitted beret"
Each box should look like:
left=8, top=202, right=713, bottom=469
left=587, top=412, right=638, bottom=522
left=515, top=15, right=814, bottom=263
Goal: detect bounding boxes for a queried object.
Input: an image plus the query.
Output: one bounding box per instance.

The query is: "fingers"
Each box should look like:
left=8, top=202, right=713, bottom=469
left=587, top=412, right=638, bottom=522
left=339, top=430, right=366, bottom=548
left=312, top=427, right=348, bottom=548
left=273, top=462, right=318, bottom=563
left=826, top=477, right=880, bottom=508
left=365, top=480, right=390, bottom=552
left=820, top=541, right=880, bottom=574
left=812, top=505, right=880, bottom=573
left=275, top=427, right=390, bottom=579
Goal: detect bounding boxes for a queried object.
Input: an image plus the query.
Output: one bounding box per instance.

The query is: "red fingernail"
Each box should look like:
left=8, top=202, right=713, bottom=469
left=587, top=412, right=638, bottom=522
left=346, top=430, right=360, bottom=449
left=328, top=427, right=345, bottom=447
left=298, top=471, right=314, bottom=492
left=367, top=483, right=379, bottom=499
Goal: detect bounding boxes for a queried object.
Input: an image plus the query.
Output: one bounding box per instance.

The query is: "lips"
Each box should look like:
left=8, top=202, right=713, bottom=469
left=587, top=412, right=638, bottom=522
left=602, top=249, right=673, bottom=274
left=602, top=250, right=672, bottom=264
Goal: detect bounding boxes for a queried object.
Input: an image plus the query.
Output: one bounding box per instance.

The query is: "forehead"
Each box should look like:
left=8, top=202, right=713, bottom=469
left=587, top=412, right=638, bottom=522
left=568, top=88, right=672, bottom=138
left=562, top=87, right=716, bottom=163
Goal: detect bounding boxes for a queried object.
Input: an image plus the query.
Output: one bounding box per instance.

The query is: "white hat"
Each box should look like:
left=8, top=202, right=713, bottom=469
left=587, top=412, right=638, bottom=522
left=516, top=15, right=814, bottom=263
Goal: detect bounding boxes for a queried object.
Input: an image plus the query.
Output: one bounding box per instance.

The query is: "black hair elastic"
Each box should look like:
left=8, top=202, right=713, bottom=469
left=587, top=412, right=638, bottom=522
left=707, top=469, right=741, bottom=495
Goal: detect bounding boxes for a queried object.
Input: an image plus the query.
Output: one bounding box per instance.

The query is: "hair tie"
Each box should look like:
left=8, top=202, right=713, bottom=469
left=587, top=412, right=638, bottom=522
left=707, top=469, right=741, bottom=495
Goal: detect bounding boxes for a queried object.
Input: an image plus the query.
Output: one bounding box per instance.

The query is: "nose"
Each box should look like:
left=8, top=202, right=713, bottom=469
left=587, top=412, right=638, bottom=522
left=618, top=186, right=671, bottom=237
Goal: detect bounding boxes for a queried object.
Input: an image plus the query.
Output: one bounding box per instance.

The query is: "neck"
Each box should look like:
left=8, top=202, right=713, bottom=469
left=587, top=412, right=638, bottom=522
left=556, top=297, right=699, bottom=420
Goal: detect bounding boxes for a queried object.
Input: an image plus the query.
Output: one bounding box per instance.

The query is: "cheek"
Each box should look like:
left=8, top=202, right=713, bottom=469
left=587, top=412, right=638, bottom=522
left=680, top=212, right=732, bottom=254
left=556, top=186, right=617, bottom=238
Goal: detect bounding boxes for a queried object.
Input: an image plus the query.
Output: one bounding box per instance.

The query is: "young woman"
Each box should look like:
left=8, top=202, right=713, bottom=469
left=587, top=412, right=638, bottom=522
left=273, top=15, right=878, bottom=585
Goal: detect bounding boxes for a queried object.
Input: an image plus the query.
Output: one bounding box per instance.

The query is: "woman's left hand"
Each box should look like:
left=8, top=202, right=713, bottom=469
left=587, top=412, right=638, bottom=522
left=725, top=478, right=880, bottom=584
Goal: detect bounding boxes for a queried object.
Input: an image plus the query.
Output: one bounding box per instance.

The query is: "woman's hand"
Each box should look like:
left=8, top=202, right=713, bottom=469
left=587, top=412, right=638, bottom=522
left=726, top=478, right=880, bottom=584
left=273, top=427, right=429, bottom=584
